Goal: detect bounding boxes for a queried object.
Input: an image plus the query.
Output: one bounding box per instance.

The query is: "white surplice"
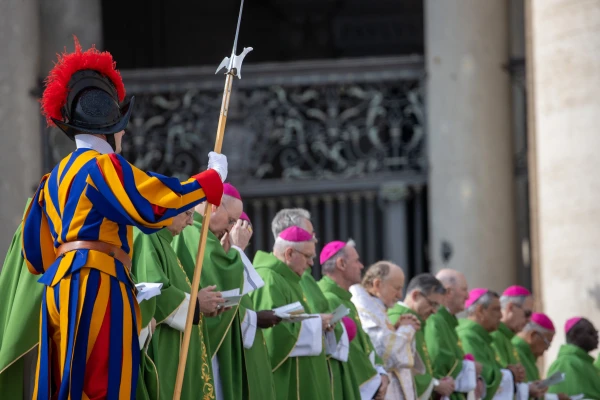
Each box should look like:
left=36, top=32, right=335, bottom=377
left=350, top=284, right=418, bottom=400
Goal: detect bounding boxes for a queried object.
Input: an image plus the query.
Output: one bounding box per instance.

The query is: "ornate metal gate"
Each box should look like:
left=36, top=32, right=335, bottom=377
left=43, top=55, right=428, bottom=279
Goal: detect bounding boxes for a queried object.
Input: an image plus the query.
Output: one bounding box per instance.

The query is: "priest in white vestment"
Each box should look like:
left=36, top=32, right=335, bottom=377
left=350, top=261, right=423, bottom=400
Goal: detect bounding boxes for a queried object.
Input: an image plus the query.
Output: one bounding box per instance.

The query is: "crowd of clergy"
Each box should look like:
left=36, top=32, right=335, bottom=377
left=133, top=184, right=600, bottom=400
left=111, top=184, right=600, bottom=399
left=2, top=183, right=600, bottom=399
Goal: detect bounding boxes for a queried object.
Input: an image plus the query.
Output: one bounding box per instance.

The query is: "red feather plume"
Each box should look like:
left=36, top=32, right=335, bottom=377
left=41, top=36, right=126, bottom=126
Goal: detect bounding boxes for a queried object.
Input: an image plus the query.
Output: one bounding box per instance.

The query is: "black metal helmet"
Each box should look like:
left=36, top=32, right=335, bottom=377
left=41, top=37, right=134, bottom=141
left=52, top=70, right=135, bottom=139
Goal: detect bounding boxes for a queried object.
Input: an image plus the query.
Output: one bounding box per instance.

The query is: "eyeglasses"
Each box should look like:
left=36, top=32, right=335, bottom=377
left=292, top=248, right=316, bottom=262
left=536, top=332, right=551, bottom=348
left=220, top=202, right=238, bottom=226
left=420, top=293, right=440, bottom=310
left=514, top=304, right=533, bottom=318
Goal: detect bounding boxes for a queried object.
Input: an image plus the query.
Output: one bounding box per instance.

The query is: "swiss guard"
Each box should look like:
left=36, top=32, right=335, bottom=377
left=20, top=37, right=228, bottom=400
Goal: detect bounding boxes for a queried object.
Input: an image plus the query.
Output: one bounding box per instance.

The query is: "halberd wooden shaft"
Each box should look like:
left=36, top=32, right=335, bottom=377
left=173, top=72, right=234, bottom=400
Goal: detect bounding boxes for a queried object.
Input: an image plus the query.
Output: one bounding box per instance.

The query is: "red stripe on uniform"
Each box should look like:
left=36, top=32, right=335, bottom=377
left=108, top=154, right=125, bottom=186
left=84, top=285, right=111, bottom=399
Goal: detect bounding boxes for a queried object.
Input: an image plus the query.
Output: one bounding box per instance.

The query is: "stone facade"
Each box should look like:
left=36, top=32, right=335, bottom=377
left=527, top=0, right=600, bottom=367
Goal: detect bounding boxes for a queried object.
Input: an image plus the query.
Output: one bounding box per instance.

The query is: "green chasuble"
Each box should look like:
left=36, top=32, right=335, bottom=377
left=388, top=303, right=434, bottom=398
left=251, top=251, right=333, bottom=400
left=456, top=319, right=504, bottom=400
left=300, top=270, right=351, bottom=400
left=0, top=199, right=43, bottom=399
left=172, top=212, right=275, bottom=400
left=318, top=275, right=380, bottom=400
left=546, top=344, right=600, bottom=398
left=423, top=307, right=466, bottom=400
left=132, top=228, right=215, bottom=400
left=511, top=336, right=539, bottom=382
left=300, top=270, right=330, bottom=314
left=491, top=322, right=520, bottom=367
left=238, top=294, right=277, bottom=400
left=596, top=354, right=600, bottom=371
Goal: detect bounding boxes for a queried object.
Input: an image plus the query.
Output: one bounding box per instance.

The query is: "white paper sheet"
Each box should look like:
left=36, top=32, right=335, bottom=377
left=135, top=282, right=163, bottom=303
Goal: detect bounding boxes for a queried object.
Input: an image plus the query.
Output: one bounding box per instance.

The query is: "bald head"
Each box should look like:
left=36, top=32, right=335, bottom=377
left=436, top=269, right=469, bottom=315
left=195, top=193, right=243, bottom=238
left=436, top=269, right=466, bottom=288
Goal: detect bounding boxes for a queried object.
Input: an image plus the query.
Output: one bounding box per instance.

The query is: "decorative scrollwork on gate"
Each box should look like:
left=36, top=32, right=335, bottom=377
left=118, top=82, right=425, bottom=180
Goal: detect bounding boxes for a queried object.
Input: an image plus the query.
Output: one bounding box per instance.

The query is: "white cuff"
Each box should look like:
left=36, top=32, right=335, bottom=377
left=241, top=309, right=258, bottom=349
left=212, top=356, right=224, bottom=400
left=360, top=372, right=381, bottom=400
left=232, top=245, right=265, bottom=294
left=139, top=325, right=150, bottom=350
left=492, top=369, right=515, bottom=400
left=516, top=383, right=529, bottom=400
left=375, top=365, right=387, bottom=376
left=418, top=378, right=436, bottom=400
left=326, top=322, right=349, bottom=362
left=544, top=394, right=560, bottom=400
left=455, top=360, right=477, bottom=392
left=289, top=316, right=323, bottom=357
left=165, top=293, right=191, bottom=332
left=359, top=350, right=386, bottom=400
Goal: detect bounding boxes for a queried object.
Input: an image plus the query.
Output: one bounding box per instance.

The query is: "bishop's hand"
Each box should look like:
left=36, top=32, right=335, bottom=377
left=374, top=374, right=389, bottom=400
left=229, top=219, right=252, bottom=250
left=434, top=377, right=455, bottom=397
left=395, top=314, right=421, bottom=331
left=320, top=313, right=335, bottom=332
left=507, top=364, right=526, bottom=383
left=257, top=310, right=281, bottom=329
left=528, top=381, right=547, bottom=398
left=197, top=285, right=225, bottom=316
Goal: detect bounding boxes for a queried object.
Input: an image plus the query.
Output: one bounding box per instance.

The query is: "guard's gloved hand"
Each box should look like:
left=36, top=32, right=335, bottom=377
left=208, top=152, right=228, bottom=182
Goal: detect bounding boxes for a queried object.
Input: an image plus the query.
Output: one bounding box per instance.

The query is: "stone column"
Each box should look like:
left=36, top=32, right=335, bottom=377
left=526, top=0, right=600, bottom=367
left=381, top=183, right=410, bottom=277
left=0, top=0, right=41, bottom=258
left=426, top=0, right=517, bottom=291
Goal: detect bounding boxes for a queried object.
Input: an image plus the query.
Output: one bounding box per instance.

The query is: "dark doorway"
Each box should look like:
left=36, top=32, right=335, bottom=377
left=102, top=0, right=424, bottom=69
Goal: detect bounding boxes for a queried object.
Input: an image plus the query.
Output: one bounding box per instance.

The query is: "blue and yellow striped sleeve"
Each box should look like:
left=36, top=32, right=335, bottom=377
left=21, top=175, right=56, bottom=275
left=87, top=153, right=223, bottom=231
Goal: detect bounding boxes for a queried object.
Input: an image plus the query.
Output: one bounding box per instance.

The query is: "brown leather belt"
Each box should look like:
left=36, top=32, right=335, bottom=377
left=57, top=240, right=132, bottom=269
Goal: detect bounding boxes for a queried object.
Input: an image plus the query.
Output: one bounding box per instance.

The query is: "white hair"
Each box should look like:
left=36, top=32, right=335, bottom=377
left=273, top=238, right=300, bottom=255
left=522, top=321, right=554, bottom=335
left=500, top=295, right=529, bottom=310
left=321, top=239, right=356, bottom=275
left=271, top=208, right=311, bottom=239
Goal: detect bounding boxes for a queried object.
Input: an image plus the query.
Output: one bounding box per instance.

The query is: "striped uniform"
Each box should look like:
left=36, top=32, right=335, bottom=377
left=21, top=147, right=222, bottom=400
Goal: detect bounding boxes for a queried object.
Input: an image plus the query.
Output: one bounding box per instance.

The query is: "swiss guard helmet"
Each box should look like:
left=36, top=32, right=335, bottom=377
left=41, top=36, right=134, bottom=150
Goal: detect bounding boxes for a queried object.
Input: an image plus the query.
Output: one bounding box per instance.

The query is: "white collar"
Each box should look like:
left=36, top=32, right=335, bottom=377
left=75, top=134, right=114, bottom=154
left=371, top=294, right=387, bottom=310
